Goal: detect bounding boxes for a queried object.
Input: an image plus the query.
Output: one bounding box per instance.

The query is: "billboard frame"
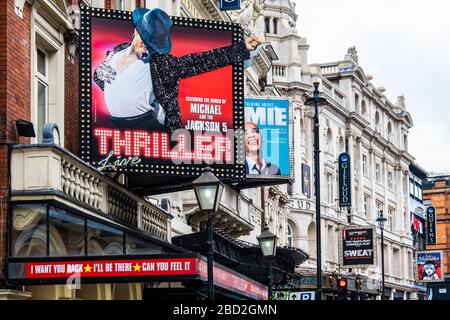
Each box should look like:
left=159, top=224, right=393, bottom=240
left=243, top=95, right=294, bottom=183
left=78, top=6, right=246, bottom=185
left=338, top=226, right=377, bottom=268
left=416, top=250, right=445, bottom=283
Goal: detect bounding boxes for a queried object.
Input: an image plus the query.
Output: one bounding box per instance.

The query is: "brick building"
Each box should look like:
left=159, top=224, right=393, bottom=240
left=0, top=0, right=176, bottom=300
left=423, top=175, right=450, bottom=275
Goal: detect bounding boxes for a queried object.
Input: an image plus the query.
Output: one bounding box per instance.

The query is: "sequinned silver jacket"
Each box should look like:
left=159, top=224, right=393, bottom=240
left=94, top=41, right=250, bottom=133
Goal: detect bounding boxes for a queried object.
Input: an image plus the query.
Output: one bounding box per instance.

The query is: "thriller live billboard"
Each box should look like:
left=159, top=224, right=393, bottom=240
left=79, top=7, right=246, bottom=191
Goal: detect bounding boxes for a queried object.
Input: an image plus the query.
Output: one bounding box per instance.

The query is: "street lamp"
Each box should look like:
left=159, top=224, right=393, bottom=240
left=305, top=81, right=328, bottom=300
left=257, top=228, right=278, bottom=300
left=376, top=210, right=387, bottom=300
left=192, top=167, right=224, bottom=301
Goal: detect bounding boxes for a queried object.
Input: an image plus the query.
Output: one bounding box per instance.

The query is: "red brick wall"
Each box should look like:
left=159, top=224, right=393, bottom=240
left=64, top=45, right=80, bottom=155
left=0, top=1, right=31, bottom=282
left=424, top=182, right=450, bottom=276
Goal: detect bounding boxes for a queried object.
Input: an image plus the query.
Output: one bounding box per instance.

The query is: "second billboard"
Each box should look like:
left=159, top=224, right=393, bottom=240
left=244, top=97, right=293, bottom=181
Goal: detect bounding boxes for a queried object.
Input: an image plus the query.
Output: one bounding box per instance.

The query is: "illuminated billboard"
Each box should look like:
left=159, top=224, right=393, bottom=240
left=79, top=7, right=246, bottom=186
left=417, top=251, right=444, bottom=282
left=243, top=97, right=293, bottom=181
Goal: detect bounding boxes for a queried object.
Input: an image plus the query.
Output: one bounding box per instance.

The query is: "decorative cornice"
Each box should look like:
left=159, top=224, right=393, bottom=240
left=264, top=5, right=297, bottom=21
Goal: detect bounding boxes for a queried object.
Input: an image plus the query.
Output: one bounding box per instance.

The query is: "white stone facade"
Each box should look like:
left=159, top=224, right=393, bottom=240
left=145, top=0, right=417, bottom=299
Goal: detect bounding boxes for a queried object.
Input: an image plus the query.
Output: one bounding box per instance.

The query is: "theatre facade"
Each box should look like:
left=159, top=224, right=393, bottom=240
left=0, top=0, right=308, bottom=300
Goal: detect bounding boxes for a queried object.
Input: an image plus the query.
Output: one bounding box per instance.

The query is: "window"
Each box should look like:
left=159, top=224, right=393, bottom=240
left=364, top=194, right=370, bottom=216
left=387, top=207, right=395, bottom=231
left=375, top=111, right=380, bottom=131
left=273, top=18, right=278, bottom=34
left=414, top=182, right=421, bottom=199
left=49, top=207, right=85, bottom=257
left=409, top=179, right=415, bottom=197
left=87, top=220, right=124, bottom=256
left=375, top=164, right=381, bottom=182
left=355, top=94, right=360, bottom=113
left=387, top=122, right=393, bottom=141
left=361, top=100, right=367, bottom=117
left=376, top=201, right=383, bottom=219
left=90, top=0, right=105, bottom=7
left=286, top=224, right=293, bottom=247
left=12, top=204, right=47, bottom=257
left=265, top=18, right=270, bottom=33
left=326, top=173, right=333, bottom=204
left=126, top=234, right=164, bottom=255
left=116, top=0, right=124, bottom=10
left=36, top=48, right=49, bottom=143
left=403, top=134, right=408, bottom=150
left=362, top=155, right=367, bottom=176
left=388, top=171, right=393, bottom=190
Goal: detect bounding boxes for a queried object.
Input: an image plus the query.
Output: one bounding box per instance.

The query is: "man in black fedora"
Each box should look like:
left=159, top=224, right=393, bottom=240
left=94, top=7, right=262, bottom=134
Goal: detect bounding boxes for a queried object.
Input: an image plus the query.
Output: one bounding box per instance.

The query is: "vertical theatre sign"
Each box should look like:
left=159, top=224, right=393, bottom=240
left=338, top=153, right=351, bottom=207
left=426, top=207, right=437, bottom=245
left=220, top=0, right=241, bottom=11
left=79, top=7, right=246, bottom=185
left=339, top=227, right=376, bottom=267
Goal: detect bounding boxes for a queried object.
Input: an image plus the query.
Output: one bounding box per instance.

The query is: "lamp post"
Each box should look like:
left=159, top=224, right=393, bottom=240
left=192, top=167, right=224, bottom=301
left=257, top=228, right=278, bottom=300
left=376, top=210, right=387, bottom=300
left=305, top=82, right=328, bottom=300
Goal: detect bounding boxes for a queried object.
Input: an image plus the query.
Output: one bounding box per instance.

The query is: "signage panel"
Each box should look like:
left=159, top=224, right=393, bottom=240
left=338, top=152, right=351, bottom=207
left=220, top=0, right=241, bottom=11
left=339, top=227, right=376, bottom=267
left=79, top=7, right=246, bottom=183
left=417, top=251, right=444, bottom=282
left=244, top=97, right=293, bottom=180
left=426, top=207, right=437, bottom=245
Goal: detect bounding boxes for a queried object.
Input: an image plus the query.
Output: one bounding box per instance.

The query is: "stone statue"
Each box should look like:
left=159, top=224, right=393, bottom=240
left=345, top=46, right=359, bottom=64
left=229, top=0, right=265, bottom=40
left=395, top=95, right=406, bottom=111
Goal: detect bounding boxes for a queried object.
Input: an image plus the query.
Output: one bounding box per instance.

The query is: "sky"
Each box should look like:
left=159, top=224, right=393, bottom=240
left=296, top=0, right=450, bottom=174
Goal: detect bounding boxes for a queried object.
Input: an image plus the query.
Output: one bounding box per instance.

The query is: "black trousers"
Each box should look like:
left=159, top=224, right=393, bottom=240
left=111, top=110, right=164, bottom=131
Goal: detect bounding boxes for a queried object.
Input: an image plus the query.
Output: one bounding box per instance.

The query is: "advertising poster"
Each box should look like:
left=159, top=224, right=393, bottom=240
left=417, top=251, right=444, bottom=282
left=302, top=163, right=311, bottom=198
left=79, top=7, right=245, bottom=182
left=340, top=227, right=376, bottom=267
left=244, top=97, right=292, bottom=180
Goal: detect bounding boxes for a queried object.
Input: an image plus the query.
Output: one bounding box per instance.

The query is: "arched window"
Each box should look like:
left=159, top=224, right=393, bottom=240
left=387, top=122, right=393, bottom=141
left=273, top=18, right=278, bottom=34
left=286, top=224, right=293, bottom=247
left=326, top=128, right=333, bottom=153
left=361, top=100, right=367, bottom=117
left=355, top=94, right=360, bottom=113
left=375, top=111, right=380, bottom=131
left=265, top=17, right=270, bottom=33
